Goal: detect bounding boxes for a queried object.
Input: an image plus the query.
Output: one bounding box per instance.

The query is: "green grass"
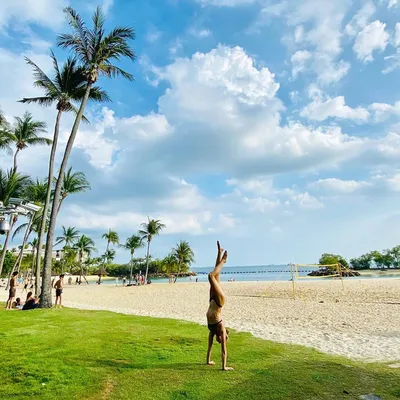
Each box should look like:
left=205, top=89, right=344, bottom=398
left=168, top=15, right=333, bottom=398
left=0, top=306, right=399, bottom=400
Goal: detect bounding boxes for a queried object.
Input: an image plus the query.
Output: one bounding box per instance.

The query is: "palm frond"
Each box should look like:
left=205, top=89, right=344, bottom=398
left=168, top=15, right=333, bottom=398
left=19, top=96, right=54, bottom=107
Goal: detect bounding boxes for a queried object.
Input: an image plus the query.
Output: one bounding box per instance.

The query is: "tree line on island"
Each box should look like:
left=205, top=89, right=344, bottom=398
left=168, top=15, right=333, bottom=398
left=0, top=6, right=195, bottom=306
left=319, top=245, right=400, bottom=270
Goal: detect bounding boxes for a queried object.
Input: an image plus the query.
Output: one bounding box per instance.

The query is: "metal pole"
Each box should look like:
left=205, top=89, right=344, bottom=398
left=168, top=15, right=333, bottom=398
left=290, top=263, right=295, bottom=299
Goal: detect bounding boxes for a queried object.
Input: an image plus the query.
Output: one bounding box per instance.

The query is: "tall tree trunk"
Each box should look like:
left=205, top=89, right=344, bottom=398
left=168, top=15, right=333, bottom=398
left=5, top=217, right=32, bottom=289
left=129, top=251, right=134, bottom=284
left=0, top=215, right=17, bottom=276
left=13, top=148, right=20, bottom=172
left=40, top=84, right=92, bottom=308
left=144, top=239, right=151, bottom=284
left=31, top=247, right=36, bottom=286
left=175, top=260, right=182, bottom=283
left=35, top=109, right=63, bottom=296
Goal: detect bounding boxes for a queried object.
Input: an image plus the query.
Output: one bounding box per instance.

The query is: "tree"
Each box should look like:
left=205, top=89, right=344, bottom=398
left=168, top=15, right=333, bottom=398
left=318, top=253, right=349, bottom=270
left=172, top=240, right=195, bottom=282
left=370, top=250, right=393, bottom=269
left=161, top=253, right=178, bottom=274
left=139, top=218, right=166, bottom=284
left=119, top=234, right=144, bottom=284
left=0, top=112, right=12, bottom=155
left=73, top=235, right=96, bottom=284
left=350, top=253, right=372, bottom=270
left=7, top=112, right=50, bottom=172
left=102, top=229, right=119, bottom=253
left=0, top=169, right=32, bottom=276
left=389, top=245, right=400, bottom=268
left=55, top=167, right=91, bottom=214
left=41, top=5, right=135, bottom=308
left=22, top=53, right=109, bottom=300
left=55, top=226, right=80, bottom=274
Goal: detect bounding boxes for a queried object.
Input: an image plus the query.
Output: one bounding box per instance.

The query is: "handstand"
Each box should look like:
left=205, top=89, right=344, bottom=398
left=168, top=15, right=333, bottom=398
left=206, top=241, right=233, bottom=371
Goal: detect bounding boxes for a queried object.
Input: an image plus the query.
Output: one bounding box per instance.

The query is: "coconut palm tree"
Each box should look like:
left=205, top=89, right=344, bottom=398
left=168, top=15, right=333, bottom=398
left=21, top=53, right=109, bottom=299
left=0, top=169, right=32, bottom=276
left=172, top=240, right=195, bottom=282
left=74, top=235, right=96, bottom=284
left=56, top=167, right=90, bottom=214
left=139, top=218, right=166, bottom=284
left=41, top=6, right=135, bottom=307
left=55, top=226, right=80, bottom=274
left=6, top=112, right=50, bottom=172
left=119, top=234, right=144, bottom=284
left=103, top=249, right=116, bottom=265
left=102, top=229, right=119, bottom=253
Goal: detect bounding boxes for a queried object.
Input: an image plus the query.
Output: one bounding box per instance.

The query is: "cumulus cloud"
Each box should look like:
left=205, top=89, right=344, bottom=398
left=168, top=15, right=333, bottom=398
left=0, top=0, right=67, bottom=31
left=291, top=50, right=312, bottom=78
left=353, top=20, right=389, bottom=62
left=309, top=178, right=372, bottom=194
left=345, top=2, right=376, bottom=37
left=301, top=96, right=370, bottom=122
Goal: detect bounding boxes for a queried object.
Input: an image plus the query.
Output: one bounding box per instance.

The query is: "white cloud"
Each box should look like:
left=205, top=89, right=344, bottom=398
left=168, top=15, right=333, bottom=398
left=291, top=50, right=312, bottom=78
left=146, top=27, right=162, bottom=43
left=257, top=0, right=352, bottom=84
left=387, top=0, right=400, bottom=8
left=189, top=28, right=212, bottom=38
left=301, top=96, right=370, bottom=122
left=345, top=2, right=376, bottom=37
left=291, top=192, right=324, bottom=209
left=369, top=101, right=400, bottom=121
left=196, top=0, right=256, bottom=6
left=0, top=0, right=67, bottom=31
left=394, top=22, right=400, bottom=47
left=353, top=20, right=389, bottom=62
left=309, top=178, right=371, bottom=194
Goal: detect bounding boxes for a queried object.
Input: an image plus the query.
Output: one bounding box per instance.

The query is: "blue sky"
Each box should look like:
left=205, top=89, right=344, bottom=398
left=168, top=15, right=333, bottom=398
left=1, top=0, right=400, bottom=267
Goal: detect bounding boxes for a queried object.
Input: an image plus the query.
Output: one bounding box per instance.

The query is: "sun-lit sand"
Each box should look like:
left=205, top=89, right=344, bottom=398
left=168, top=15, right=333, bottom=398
left=2, top=278, right=399, bottom=362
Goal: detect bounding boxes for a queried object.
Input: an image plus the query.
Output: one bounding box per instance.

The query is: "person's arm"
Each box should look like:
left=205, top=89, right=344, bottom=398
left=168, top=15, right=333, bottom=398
left=221, top=333, right=233, bottom=371
left=206, top=331, right=215, bottom=365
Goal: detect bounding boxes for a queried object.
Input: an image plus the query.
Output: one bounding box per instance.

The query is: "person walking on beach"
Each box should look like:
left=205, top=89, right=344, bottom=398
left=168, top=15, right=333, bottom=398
left=6, top=272, right=19, bottom=310
left=54, top=274, right=65, bottom=308
left=206, top=241, right=233, bottom=371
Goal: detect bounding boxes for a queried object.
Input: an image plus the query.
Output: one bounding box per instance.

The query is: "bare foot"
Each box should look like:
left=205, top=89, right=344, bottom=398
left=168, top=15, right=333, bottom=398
left=207, top=361, right=215, bottom=365
left=223, top=367, right=234, bottom=371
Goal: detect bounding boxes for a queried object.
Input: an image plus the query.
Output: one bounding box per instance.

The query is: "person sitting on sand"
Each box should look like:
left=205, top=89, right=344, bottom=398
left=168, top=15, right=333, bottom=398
left=206, top=241, right=233, bottom=371
left=54, top=274, right=64, bottom=308
left=6, top=272, right=19, bottom=310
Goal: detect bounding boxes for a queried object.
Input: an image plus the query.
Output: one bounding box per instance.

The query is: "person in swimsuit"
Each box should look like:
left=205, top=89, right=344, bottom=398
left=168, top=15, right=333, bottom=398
left=6, top=272, right=19, bottom=310
left=206, top=241, right=233, bottom=371
left=54, top=274, right=64, bottom=308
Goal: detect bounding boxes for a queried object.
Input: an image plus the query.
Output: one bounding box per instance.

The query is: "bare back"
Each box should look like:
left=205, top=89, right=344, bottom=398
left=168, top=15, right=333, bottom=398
left=54, top=279, right=63, bottom=289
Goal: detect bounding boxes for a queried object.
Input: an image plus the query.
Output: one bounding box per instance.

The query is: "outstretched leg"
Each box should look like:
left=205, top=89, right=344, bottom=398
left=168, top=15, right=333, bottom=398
left=209, top=241, right=228, bottom=307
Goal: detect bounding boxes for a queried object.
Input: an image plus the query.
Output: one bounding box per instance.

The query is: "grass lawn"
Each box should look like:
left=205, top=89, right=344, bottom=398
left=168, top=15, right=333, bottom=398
left=0, top=305, right=399, bottom=400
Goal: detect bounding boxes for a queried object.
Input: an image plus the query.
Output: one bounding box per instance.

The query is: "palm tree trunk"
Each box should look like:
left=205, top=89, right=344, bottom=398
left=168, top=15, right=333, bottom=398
left=129, top=251, right=134, bottom=284
left=175, top=260, right=182, bottom=283
left=40, top=84, right=92, bottom=308
left=0, top=215, right=16, bottom=276
left=144, top=239, right=151, bottom=284
left=5, top=217, right=32, bottom=289
left=13, top=148, right=20, bottom=172
left=35, top=108, right=63, bottom=296
left=31, top=247, right=36, bottom=285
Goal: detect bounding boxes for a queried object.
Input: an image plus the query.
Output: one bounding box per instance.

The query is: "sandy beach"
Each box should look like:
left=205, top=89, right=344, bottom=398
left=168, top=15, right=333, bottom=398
left=2, top=278, right=399, bottom=362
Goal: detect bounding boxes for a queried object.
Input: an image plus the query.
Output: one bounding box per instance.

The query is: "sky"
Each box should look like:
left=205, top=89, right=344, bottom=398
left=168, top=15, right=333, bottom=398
left=1, top=0, right=400, bottom=267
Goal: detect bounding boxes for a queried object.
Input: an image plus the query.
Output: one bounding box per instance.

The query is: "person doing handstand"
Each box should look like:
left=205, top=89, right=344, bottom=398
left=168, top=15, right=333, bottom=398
left=206, top=241, right=233, bottom=371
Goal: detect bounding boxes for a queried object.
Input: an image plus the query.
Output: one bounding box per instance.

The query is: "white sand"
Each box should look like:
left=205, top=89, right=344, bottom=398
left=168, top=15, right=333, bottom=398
left=2, top=278, right=399, bottom=362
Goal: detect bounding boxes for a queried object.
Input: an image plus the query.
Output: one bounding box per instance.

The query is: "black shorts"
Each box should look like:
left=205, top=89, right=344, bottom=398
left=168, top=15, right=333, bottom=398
left=9, top=288, right=16, bottom=298
left=56, top=289, right=63, bottom=297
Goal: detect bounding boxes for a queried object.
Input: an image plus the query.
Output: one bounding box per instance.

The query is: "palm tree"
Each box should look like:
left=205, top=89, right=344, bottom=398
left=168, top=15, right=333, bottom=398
left=7, top=112, right=50, bottom=172
left=172, top=241, right=195, bottom=282
left=21, top=53, right=109, bottom=299
left=139, top=218, right=166, bottom=284
left=119, top=234, right=144, bottom=284
left=103, top=249, right=116, bottom=265
left=0, top=112, right=12, bottom=156
left=29, top=237, right=38, bottom=284
left=55, top=226, right=80, bottom=274
left=57, top=167, right=90, bottom=214
left=102, top=229, right=119, bottom=253
left=74, top=235, right=96, bottom=284
left=41, top=6, right=135, bottom=307
left=0, top=169, right=32, bottom=276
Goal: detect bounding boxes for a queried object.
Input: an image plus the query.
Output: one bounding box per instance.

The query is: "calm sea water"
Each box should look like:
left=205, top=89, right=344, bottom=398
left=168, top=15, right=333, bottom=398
left=99, top=265, right=398, bottom=284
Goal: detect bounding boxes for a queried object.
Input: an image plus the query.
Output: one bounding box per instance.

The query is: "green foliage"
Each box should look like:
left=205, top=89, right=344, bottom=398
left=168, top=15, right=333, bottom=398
left=318, top=253, right=348, bottom=269
left=172, top=240, right=195, bottom=273
left=0, top=307, right=399, bottom=400
left=1, top=251, right=17, bottom=277
left=139, top=218, right=166, bottom=243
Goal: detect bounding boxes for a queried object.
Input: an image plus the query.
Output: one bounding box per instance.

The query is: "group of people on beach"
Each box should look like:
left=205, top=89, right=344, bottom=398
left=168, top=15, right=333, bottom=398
left=5, top=271, right=65, bottom=310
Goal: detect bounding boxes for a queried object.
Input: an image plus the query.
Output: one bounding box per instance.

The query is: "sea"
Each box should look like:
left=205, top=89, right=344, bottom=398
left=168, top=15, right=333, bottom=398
left=101, top=265, right=398, bottom=284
